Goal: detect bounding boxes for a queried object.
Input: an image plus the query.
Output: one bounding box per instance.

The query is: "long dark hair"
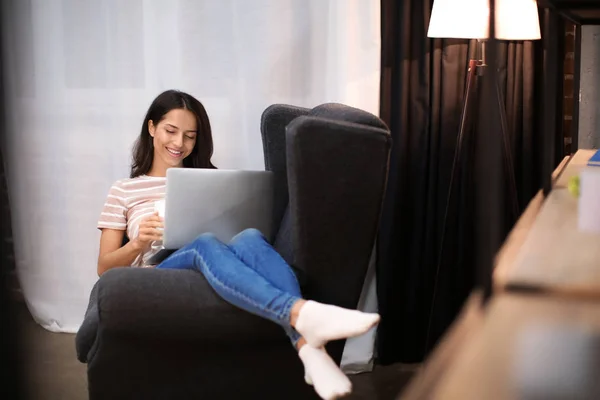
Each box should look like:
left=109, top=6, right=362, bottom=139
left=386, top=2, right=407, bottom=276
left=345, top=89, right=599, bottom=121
left=130, top=90, right=216, bottom=178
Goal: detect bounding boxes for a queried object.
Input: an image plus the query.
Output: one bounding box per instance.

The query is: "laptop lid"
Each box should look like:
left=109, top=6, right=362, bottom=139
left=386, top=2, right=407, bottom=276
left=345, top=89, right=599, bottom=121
left=162, top=168, right=274, bottom=249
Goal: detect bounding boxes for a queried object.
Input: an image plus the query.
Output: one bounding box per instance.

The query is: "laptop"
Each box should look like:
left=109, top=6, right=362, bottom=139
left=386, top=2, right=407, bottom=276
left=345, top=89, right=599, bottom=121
left=146, top=168, right=274, bottom=265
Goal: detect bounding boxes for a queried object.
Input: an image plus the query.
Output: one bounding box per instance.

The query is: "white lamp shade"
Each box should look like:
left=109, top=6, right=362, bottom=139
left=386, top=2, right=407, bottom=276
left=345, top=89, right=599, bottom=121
left=427, top=0, right=541, bottom=40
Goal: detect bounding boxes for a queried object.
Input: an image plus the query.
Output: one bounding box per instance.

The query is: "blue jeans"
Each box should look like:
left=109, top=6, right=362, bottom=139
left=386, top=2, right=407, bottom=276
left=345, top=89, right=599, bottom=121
left=155, top=228, right=303, bottom=346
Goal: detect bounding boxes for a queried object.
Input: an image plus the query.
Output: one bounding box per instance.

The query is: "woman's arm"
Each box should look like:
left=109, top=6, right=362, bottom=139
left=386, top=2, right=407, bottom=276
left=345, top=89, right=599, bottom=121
left=97, top=229, right=143, bottom=276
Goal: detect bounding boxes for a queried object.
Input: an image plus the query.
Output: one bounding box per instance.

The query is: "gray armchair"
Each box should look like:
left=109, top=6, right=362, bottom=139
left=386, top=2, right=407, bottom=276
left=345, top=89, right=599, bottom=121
left=76, top=103, right=392, bottom=400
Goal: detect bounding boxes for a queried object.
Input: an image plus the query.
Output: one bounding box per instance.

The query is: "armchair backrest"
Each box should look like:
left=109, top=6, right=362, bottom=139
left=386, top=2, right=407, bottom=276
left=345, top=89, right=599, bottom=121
left=261, top=103, right=391, bottom=315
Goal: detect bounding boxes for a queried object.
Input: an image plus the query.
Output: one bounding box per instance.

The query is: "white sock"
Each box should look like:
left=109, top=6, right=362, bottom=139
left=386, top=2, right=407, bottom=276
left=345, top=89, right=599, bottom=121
left=295, top=300, right=381, bottom=348
left=304, top=364, right=313, bottom=385
left=298, top=345, right=352, bottom=400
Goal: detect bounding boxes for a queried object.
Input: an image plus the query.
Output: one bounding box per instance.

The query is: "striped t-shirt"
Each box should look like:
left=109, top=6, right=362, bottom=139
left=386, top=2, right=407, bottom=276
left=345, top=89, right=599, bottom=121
left=97, top=175, right=166, bottom=267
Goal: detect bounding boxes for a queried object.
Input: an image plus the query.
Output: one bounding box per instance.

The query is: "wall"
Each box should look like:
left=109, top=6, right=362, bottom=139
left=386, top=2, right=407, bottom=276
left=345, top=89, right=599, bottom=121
left=578, top=25, right=600, bottom=150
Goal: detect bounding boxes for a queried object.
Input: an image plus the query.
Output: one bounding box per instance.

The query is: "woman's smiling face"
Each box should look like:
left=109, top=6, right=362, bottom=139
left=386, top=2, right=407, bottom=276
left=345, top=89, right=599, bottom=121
left=148, top=108, right=198, bottom=170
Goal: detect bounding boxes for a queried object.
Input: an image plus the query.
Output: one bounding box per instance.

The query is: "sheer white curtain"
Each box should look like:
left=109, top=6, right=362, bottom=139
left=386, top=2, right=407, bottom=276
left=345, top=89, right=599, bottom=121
left=2, top=0, right=380, bottom=369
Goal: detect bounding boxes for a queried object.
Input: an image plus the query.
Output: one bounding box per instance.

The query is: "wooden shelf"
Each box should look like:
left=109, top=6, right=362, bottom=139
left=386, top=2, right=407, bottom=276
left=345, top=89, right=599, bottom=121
left=495, top=150, right=600, bottom=299
left=426, top=293, right=600, bottom=399
left=400, top=149, right=600, bottom=399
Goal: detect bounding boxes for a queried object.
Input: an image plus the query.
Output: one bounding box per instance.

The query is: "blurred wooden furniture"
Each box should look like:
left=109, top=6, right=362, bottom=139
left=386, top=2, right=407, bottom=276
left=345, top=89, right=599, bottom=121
left=494, top=149, right=600, bottom=299
left=402, top=292, right=600, bottom=400
left=400, top=150, right=600, bottom=399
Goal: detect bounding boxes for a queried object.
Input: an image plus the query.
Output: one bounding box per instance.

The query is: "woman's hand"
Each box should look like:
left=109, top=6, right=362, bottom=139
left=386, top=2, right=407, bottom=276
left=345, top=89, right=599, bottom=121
left=132, top=212, right=164, bottom=251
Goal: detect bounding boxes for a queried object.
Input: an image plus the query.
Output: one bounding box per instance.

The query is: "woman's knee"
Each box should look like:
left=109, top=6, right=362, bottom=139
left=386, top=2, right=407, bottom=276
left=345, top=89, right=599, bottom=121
left=230, top=228, right=264, bottom=244
left=191, top=232, right=221, bottom=247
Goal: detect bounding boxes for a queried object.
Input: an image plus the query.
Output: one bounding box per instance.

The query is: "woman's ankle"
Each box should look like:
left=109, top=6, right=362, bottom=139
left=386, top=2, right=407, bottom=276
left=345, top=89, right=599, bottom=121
left=290, top=299, right=308, bottom=328
left=296, top=336, right=307, bottom=351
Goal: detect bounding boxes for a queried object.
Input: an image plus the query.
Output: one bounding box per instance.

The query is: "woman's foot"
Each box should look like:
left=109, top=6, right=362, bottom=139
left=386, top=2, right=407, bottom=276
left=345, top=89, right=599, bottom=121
left=298, top=345, right=352, bottom=400
left=297, top=338, right=314, bottom=386
left=293, top=300, right=380, bottom=348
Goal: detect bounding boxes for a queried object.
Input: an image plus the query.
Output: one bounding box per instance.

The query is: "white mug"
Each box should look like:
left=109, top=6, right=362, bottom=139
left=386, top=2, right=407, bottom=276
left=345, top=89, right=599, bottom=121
left=154, top=199, right=166, bottom=219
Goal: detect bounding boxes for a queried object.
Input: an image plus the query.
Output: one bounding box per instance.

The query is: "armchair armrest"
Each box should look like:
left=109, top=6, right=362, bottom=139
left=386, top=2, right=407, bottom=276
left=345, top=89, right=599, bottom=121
left=76, top=267, right=288, bottom=363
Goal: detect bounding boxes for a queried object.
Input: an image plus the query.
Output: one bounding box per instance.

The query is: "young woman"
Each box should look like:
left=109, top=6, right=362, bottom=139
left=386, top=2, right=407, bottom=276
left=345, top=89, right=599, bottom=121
left=97, top=90, right=380, bottom=400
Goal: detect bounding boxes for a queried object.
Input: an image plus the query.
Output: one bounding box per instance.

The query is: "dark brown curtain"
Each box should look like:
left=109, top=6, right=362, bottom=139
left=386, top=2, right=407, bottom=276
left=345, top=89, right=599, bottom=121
left=0, top=150, right=15, bottom=275
left=0, top=1, right=15, bottom=279
left=0, top=8, right=15, bottom=282
left=376, top=0, right=563, bottom=364
left=0, top=8, right=25, bottom=396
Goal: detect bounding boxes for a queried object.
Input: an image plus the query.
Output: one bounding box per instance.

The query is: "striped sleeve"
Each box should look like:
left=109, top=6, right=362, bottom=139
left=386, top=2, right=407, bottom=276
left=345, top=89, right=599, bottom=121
left=97, top=182, right=128, bottom=231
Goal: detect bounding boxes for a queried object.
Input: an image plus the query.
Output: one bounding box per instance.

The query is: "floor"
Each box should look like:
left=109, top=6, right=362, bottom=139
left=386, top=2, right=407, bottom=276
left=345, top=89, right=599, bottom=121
left=15, top=302, right=415, bottom=400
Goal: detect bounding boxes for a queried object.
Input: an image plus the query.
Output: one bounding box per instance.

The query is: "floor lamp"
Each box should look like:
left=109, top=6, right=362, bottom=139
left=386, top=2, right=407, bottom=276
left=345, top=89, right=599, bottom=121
left=425, top=0, right=541, bottom=351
